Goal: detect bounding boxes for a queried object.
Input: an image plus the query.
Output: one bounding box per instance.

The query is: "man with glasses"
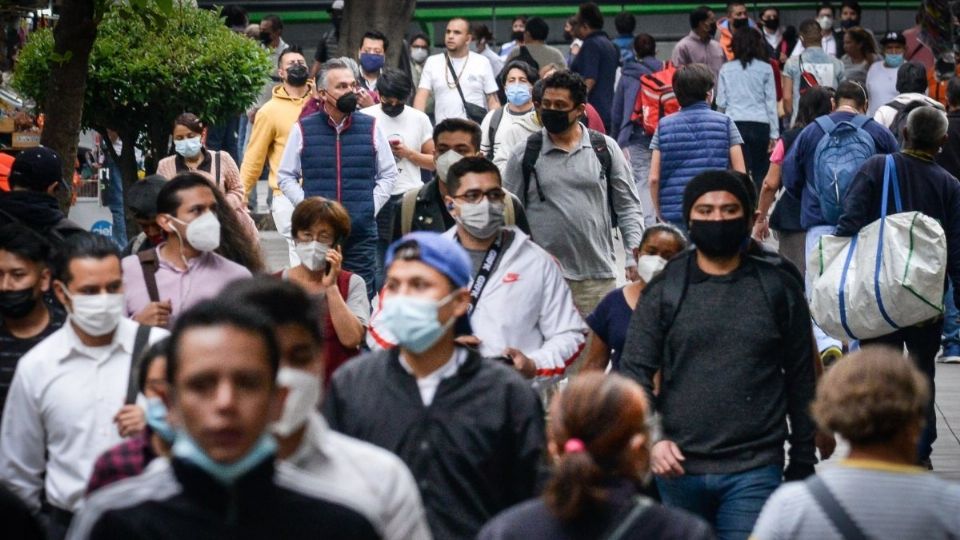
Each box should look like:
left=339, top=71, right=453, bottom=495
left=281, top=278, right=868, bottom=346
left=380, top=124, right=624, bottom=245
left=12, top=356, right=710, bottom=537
left=502, top=70, right=644, bottom=317
left=278, top=58, right=399, bottom=295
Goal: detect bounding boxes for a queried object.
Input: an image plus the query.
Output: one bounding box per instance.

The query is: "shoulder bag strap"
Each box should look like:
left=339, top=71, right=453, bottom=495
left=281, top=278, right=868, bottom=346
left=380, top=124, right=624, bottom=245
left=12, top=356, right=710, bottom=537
left=214, top=151, right=222, bottom=190
left=602, top=496, right=655, bottom=540
left=444, top=53, right=472, bottom=114
left=806, top=476, right=871, bottom=540
left=126, top=325, right=152, bottom=405
left=137, top=249, right=161, bottom=303
left=520, top=132, right=545, bottom=205
left=504, top=193, right=516, bottom=226
left=461, top=230, right=506, bottom=317
left=400, top=187, right=420, bottom=236
left=487, top=108, right=505, bottom=159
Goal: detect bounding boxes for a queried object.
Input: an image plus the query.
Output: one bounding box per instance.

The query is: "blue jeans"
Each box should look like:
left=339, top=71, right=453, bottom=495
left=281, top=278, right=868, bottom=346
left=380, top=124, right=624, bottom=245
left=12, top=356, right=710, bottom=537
left=942, top=281, right=960, bottom=352
left=626, top=142, right=656, bottom=227
left=101, top=157, right=127, bottom=248
left=656, top=464, right=782, bottom=540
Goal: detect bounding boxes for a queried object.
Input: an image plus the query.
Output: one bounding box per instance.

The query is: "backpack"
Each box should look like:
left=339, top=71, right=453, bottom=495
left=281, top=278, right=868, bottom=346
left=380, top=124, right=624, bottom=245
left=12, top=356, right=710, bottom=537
left=797, top=56, right=820, bottom=96
left=812, top=115, right=876, bottom=225
left=886, top=99, right=930, bottom=146
left=520, top=129, right=616, bottom=224
left=399, top=183, right=516, bottom=236
left=631, top=61, right=679, bottom=136
left=486, top=108, right=506, bottom=160
left=513, top=45, right=540, bottom=72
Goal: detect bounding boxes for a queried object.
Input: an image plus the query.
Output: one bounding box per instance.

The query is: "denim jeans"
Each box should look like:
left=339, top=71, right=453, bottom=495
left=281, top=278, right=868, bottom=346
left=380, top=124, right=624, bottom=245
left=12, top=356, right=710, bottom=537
left=804, top=224, right=842, bottom=353
left=626, top=142, right=656, bottom=227
left=101, top=157, right=127, bottom=248
left=942, top=281, right=960, bottom=353
left=375, top=194, right=403, bottom=293
left=656, top=464, right=782, bottom=540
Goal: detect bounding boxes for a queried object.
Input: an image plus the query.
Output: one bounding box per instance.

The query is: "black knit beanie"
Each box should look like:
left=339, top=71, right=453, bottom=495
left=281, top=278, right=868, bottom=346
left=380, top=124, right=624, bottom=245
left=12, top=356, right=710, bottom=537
left=682, top=170, right=753, bottom=224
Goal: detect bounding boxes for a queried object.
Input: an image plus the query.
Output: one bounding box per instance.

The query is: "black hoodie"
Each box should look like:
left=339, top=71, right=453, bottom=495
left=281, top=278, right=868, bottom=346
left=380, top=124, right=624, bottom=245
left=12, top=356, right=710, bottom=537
left=0, top=191, right=85, bottom=242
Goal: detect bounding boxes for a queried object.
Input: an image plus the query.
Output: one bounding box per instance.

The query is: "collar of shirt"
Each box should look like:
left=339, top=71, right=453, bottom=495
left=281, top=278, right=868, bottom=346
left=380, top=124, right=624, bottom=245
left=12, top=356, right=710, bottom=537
left=398, top=347, right=468, bottom=406
left=687, top=30, right=709, bottom=43
left=288, top=411, right=331, bottom=465
left=174, top=150, right=213, bottom=174
left=542, top=124, right=592, bottom=155
left=156, top=243, right=215, bottom=275
left=64, top=315, right=137, bottom=362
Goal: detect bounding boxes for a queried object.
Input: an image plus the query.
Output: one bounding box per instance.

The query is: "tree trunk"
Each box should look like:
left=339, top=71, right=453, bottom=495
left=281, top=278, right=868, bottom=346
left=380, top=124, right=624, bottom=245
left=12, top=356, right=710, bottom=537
left=340, top=0, right=417, bottom=68
left=40, top=0, right=98, bottom=211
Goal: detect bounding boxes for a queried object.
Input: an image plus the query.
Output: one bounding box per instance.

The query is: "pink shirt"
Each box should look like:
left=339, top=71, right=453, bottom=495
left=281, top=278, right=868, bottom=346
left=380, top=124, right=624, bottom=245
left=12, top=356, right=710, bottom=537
left=121, top=244, right=252, bottom=328
left=770, top=138, right=786, bottom=165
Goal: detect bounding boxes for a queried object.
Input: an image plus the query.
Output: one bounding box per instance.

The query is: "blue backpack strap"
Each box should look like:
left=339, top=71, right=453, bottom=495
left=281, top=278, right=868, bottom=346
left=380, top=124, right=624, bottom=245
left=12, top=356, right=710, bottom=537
left=849, top=114, right=871, bottom=129
left=814, top=116, right=836, bottom=134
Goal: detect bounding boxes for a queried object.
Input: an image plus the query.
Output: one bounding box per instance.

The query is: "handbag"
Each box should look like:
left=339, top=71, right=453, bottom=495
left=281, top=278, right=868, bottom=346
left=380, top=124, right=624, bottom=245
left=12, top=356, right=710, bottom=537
left=445, top=53, right=488, bottom=124
left=808, top=155, right=947, bottom=340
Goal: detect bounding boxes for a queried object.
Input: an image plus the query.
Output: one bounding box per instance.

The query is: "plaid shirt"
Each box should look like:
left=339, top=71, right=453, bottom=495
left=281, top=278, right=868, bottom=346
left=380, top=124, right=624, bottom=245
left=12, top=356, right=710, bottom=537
left=85, top=429, right=157, bottom=495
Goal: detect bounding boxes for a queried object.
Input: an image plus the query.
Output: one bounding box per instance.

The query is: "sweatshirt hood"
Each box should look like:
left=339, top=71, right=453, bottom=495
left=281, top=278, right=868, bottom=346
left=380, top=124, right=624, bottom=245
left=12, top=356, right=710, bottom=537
left=0, top=190, right=67, bottom=229
left=621, top=57, right=662, bottom=81
left=272, top=82, right=315, bottom=103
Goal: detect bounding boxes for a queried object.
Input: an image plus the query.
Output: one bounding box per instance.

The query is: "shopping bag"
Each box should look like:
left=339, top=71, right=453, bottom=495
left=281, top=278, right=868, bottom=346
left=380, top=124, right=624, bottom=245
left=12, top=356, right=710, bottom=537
left=808, top=155, right=947, bottom=341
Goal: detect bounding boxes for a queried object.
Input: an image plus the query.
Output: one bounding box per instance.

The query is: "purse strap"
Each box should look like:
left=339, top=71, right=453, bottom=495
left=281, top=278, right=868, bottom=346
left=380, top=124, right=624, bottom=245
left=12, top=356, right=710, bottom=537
left=444, top=53, right=472, bottom=115
left=806, top=476, right=871, bottom=540
left=602, top=495, right=654, bottom=540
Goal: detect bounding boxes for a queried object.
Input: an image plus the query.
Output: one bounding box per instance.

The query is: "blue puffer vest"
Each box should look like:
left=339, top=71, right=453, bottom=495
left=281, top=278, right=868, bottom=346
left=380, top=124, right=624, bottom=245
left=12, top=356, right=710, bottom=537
left=299, top=110, right=377, bottom=290
left=657, top=102, right=733, bottom=224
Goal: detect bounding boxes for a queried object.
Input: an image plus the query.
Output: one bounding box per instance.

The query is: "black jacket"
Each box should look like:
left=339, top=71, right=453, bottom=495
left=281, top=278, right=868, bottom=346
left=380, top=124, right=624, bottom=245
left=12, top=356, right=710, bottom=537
left=324, top=347, right=545, bottom=540
left=0, top=191, right=85, bottom=243
left=389, top=179, right=531, bottom=242
left=935, top=111, right=960, bottom=181
left=69, top=457, right=381, bottom=540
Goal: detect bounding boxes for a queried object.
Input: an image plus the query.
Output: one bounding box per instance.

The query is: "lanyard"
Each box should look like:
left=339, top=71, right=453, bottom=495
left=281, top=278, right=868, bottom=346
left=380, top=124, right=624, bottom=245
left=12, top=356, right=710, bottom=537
left=457, top=231, right=505, bottom=317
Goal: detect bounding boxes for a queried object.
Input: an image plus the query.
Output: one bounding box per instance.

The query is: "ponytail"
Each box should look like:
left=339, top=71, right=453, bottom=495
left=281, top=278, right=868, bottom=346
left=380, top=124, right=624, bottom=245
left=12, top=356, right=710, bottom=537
left=543, top=439, right=607, bottom=521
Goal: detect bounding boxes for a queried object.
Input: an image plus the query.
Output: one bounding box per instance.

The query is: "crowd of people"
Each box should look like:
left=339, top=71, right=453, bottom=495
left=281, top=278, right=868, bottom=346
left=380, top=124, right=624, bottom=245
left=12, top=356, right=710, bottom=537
left=1, top=1, right=960, bottom=539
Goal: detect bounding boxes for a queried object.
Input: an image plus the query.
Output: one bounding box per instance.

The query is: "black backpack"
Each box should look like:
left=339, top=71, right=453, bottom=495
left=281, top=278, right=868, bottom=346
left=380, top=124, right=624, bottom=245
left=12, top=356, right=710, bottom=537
left=520, top=129, right=617, bottom=225
left=886, top=99, right=932, bottom=146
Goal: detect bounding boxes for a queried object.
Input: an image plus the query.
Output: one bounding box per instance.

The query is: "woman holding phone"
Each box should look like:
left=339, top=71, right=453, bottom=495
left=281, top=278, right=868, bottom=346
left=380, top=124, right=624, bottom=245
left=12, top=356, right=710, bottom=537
left=278, top=197, right=369, bottom=383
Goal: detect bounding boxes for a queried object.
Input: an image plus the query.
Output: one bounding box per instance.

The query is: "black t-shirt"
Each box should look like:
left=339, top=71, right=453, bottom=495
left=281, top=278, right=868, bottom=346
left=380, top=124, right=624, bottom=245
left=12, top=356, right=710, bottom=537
left=0, top=305, right=66, bottom=420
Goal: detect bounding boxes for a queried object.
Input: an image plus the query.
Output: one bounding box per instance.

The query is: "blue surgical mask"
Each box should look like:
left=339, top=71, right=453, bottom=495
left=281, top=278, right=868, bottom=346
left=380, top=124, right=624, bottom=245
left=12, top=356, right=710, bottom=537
left=379, top=293, right=457, bottom=353
left=885, top=53, right=904, bottom=67
left=505, top=83, right=532, bottom=107
left=359, top=52, right=385, bottom=73
left=172, top=431, right=277, bottom=485
left=145, top=397, right=176, bottom=444
left=174, top=137, right=202, bottom=159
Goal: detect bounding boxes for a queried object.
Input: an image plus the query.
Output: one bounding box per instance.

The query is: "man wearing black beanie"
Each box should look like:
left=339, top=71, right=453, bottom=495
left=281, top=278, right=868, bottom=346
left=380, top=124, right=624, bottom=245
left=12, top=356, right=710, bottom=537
left=620, top=170, right=818, bottom=539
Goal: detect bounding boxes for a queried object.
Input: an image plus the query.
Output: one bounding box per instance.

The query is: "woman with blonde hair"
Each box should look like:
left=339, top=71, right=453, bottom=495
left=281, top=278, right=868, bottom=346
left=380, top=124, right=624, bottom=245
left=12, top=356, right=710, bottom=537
left=478, top=373, right=712, bottom=539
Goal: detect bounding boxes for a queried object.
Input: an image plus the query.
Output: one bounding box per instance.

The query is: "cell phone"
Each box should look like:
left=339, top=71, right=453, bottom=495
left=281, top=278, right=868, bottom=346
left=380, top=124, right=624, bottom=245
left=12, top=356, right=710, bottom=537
left=491, top=355, right=513, bottom=365
left=324, top=239, right=341, bottom=276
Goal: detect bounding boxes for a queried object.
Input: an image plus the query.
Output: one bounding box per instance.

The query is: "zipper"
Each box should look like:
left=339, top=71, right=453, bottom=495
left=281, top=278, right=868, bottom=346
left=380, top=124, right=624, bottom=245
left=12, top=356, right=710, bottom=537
left=225, top=483, right=239, bottom=527
left=335, top=131, right=342, bottom=202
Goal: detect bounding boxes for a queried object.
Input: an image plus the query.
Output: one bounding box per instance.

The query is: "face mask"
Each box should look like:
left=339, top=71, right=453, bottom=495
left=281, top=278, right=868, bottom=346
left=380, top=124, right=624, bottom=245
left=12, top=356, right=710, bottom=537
left=636, top=255, right=668, bottom=283
left=285, top=64, right=309, bottom=87
left=732, top=18, right=749, bottom=30
left=174, top=137, right=202, bottom=159
left=381, top=102, right=405, bottom=117
left=539, top=108, right=574, bottom=134
left=511, top=31, right=524, bottom=42
left=689, top=217, right=749, bottom=258
left=61, top=290, right=125, bottom=337
left=172, top=431, right=277, bottom=485
left=708, top=22, right=718, bottom=35
left=840, top=19, right=859, bottom=30
left=271, top=367, right=321, bottom=437
left=411, top=47, right=429, bottom=64
left=505, top=83, right=532, bottom=107
left=0, top=288, right=39, bottom=319
left=331, top=91, right=358, bottom=114
left=435, top=149, right=466, bottom=184
left=169, top=211, right=221, bottom=253
left=818, top=16, right=833, bottom=30
left=294, top=241, right=329, bottom=272
left=885, top=53, right=904, bottom=67
left=763, top=18, right=780, bottom=31
left=259, top=31, right=272, bottom=46
left=359, top=52, right=385, bottom=73
left=146, top=397, right=177, bottom=444
left=456, top=198, right=505, bottom=240
left=379, top=293, right=457, bottom=354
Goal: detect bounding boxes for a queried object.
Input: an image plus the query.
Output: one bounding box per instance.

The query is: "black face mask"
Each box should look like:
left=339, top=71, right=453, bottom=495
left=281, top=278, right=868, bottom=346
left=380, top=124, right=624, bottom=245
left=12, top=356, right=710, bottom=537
left=763, top=17, right=780, bottom=31
left=840, top=19, right=859, bottom=30
left=689, top=217, right=748, bottom=258
left=732, top=18, right=749, bottom=30
left=381, top=102, right=405, bottom=117
left=539, top=108, right=574, bottom=134
left=707, top=22, right=718, bottom=36
left=259, top=31, right=272, bottom=46
left=511, top=31, right=524, bottom=42
left=285, top=64, right=309, bottom=87
left=0, top=288, right=39, bottom=319
left=333, top=92, right=358, bottom=114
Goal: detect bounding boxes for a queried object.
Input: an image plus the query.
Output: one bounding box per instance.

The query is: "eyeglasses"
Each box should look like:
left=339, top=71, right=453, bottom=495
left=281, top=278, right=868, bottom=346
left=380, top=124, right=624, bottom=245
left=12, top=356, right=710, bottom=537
left=452, top=188, right=507, bottom=204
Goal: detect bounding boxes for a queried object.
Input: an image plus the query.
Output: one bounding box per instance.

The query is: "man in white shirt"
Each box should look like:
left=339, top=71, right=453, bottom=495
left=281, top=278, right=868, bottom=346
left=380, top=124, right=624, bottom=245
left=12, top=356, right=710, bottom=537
left=791, top=4, right=840, bottom=57
left=867, top=32, right=910, bottom=117
left=361, top=68, right=436, bottom=289
left=0, top=233, right=167, bottom=539
left=413, top=17, right=500, bottom=124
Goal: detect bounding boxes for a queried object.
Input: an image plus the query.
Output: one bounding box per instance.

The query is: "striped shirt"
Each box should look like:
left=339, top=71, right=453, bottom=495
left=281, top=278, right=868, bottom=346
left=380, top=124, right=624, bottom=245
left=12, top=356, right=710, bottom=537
left=751, top=459, right=960, bottom=539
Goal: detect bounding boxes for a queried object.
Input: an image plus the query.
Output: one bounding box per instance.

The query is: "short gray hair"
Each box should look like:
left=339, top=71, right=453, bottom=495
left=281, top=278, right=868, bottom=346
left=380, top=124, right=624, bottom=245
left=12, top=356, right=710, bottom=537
left=316, top=57, right=358, bottom=90
left=904, top=106, right=948, bottom=151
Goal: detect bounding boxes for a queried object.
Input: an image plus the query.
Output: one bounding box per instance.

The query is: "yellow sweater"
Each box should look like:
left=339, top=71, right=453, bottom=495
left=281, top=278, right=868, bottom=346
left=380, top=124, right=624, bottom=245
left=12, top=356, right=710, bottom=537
left=240, top=83, right=313, bottom=196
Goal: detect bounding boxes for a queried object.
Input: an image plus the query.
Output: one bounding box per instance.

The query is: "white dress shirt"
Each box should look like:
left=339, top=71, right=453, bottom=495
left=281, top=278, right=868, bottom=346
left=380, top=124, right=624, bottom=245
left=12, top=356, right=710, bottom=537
left=0, top=317, right=168, bottom=512
left=276, top=113, right=399, bottom=214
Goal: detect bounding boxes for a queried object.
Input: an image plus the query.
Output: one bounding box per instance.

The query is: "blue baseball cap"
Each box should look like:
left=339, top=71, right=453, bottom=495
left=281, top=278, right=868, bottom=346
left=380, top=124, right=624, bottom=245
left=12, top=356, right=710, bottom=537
left=385, top=231, right=472, bottom=288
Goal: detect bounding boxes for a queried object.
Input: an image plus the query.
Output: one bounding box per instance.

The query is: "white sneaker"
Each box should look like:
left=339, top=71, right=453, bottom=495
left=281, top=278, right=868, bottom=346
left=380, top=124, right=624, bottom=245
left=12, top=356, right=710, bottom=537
left=937, top=355, right=960, bottom=364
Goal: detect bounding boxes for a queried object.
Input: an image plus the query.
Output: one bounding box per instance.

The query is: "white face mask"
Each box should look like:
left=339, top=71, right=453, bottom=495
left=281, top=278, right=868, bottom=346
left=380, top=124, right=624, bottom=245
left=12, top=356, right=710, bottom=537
left=62, top=290, right=125, bottom=337
left=271, top=367, right=322, bottom=437
left=435, top=149, right=467, bottom=184
left=294, top=241, right=330, bottom=272
left=636, top=254, right=668, bottom=283
left=410, top=47, right=429, bottom=64
left=818, top=15, right=833, bottom=30
left=170, top=211, right=221, bottom=253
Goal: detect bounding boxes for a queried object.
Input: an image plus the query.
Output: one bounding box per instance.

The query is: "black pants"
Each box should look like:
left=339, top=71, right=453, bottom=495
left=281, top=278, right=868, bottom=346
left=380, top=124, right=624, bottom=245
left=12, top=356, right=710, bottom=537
left=735, top=121, right=771, bottom=193
left=862, top=320, right=942, bottom=462
left=375, top=194, right=404, bottom=294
